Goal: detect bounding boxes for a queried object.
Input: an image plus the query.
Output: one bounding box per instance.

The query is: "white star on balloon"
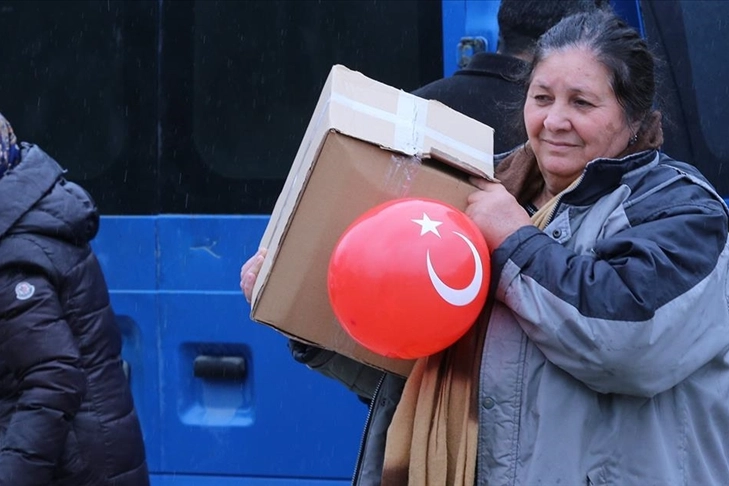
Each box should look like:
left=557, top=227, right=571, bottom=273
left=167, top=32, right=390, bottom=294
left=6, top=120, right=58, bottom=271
left=412, top=212, right=442, bottom=237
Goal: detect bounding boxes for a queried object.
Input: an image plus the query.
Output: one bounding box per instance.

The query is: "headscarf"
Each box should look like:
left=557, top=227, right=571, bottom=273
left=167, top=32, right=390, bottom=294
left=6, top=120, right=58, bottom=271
left=0, top=113, right=20, bottom=178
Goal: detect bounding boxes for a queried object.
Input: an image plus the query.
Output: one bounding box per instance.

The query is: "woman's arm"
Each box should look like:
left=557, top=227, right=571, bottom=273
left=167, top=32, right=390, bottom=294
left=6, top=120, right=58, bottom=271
left=0, top=270, right=86, bottom=485
left=493, top=189, right=729, bottom=397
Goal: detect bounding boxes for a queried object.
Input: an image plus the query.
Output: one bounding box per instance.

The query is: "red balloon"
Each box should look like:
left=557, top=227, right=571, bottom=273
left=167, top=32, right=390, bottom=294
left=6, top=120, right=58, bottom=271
left=327, top=197, right=490, bottom=359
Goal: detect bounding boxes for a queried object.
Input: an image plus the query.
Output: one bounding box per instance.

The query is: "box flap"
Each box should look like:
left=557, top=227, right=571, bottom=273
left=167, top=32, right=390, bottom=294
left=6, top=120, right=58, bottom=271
left=326, top=65, right=494, bottom=178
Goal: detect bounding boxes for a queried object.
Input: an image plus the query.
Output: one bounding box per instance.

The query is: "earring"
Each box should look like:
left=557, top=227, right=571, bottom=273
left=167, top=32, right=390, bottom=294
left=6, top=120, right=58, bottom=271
left=628, top=134, right=638, bottom=146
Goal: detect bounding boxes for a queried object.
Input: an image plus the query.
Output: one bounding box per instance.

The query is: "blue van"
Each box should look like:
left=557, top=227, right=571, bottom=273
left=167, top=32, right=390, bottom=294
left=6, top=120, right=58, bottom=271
left=0, top=1, right=726, bottom=484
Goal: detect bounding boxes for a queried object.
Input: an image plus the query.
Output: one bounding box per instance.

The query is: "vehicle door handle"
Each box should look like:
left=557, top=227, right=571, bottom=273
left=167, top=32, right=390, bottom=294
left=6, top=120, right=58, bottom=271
left=193, top=355, right=247, bottom=381
left=122, top=359, right=131, bottom=382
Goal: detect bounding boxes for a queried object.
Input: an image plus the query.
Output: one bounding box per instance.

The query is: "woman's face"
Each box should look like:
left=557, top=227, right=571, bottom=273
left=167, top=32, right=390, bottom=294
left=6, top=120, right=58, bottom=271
left=524, top=47, right=636, bottom=193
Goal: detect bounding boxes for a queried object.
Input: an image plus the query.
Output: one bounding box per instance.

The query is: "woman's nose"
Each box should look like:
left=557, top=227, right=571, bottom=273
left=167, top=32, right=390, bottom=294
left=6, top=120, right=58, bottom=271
left=543, top=104, right=571, bottom=132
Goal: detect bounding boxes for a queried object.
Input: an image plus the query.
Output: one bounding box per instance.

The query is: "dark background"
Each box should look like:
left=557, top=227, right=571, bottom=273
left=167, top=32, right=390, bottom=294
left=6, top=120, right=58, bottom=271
left=0, top=0, right=443, bottom=214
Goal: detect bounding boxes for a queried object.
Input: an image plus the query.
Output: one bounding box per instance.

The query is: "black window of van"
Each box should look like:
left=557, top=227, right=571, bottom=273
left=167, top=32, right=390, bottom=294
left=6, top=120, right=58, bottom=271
left=160, top=0, right=443, bottom=214
left=1, top=0, right=442, bottom=215
left=0, top=0, right=158, bottom=214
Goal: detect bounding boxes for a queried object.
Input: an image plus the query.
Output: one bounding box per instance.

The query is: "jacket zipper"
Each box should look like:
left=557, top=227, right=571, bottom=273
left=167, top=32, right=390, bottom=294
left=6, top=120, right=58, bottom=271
left=544, top=173, right=585, bottom=227
left=351, top=372, right=386, bottom=486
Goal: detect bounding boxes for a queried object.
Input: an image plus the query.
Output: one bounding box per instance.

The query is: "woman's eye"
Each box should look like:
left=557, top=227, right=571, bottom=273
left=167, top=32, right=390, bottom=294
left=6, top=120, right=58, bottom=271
left=574, top=99, right=594, bottom=107
left=532, top=94, right=551, bottom=104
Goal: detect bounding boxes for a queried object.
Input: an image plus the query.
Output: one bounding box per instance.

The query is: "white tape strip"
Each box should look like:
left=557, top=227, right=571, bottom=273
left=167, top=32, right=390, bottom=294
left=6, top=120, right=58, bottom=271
left=329, top=92, right=492, bottom=167
left=330, top=92, right=402, bottom=125
left=395, top=93, right=428, bottom=155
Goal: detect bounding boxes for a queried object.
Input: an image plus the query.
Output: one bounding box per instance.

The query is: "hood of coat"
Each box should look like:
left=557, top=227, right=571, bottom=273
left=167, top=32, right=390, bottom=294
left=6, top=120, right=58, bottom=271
left=0, top=143, right=99, bottom=245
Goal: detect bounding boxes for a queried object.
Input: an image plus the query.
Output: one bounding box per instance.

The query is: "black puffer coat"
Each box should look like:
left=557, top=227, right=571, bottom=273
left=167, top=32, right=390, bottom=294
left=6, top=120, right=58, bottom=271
left=0, top=144, right=149, bottom=486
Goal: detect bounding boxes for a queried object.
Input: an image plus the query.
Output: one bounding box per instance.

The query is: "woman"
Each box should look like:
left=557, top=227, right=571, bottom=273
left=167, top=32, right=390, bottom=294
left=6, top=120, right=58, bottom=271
left=0, top=114, right=150, bottom=485
left=242, top=9, right=729, bottom=485
left=382, top=9, right=729, bottom=486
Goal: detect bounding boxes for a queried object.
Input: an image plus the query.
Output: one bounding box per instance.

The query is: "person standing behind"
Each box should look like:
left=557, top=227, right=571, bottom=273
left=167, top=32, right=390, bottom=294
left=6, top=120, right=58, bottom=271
left=0, top=113, right=150, bottom=486
left=414, top=0, right=609, bottom=153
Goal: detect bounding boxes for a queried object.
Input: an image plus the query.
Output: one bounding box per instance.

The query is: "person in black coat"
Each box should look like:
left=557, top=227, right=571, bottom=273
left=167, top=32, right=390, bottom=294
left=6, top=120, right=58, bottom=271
left=413, top=52, right=527, bottom=154
left=0, top=113, right=150, bottom=486
left=413, top=0, right=610, bottom=154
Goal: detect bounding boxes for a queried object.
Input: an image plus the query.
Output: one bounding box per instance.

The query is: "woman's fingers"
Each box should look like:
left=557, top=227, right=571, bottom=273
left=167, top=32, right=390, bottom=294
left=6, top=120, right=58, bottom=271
left=240, top=248, right=267, bottom=303
left=465, top=181, right=531, bottom=250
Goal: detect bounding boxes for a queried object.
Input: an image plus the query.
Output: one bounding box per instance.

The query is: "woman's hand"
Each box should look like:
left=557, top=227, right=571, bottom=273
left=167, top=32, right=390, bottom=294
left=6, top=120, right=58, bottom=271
left=240, top=248, right=267, bottom=303
left=465, top=177, right=533, bottom=250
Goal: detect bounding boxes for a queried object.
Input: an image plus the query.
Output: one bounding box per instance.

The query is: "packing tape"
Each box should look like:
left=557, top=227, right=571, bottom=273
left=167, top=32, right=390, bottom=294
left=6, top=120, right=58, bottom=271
left=384, top=153, right=422, bottom=198
left=330, top=92, right=492, bottom=167
left=395, top=92, right=428, bottom=154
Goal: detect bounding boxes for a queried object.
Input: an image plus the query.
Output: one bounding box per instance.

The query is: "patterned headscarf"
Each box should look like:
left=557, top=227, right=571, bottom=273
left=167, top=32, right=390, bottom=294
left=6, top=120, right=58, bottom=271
left=0, top=113, right=20, bottom=179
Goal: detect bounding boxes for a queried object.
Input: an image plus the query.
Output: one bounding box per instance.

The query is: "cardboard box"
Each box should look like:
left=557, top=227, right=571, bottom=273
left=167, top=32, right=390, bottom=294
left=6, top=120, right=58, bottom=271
left=250, top=64, right=494, bottom=376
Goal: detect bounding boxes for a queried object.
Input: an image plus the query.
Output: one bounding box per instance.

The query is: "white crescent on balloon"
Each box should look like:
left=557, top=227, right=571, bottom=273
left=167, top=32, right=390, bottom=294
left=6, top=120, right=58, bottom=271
left=426, top=231, right=483, bottom=307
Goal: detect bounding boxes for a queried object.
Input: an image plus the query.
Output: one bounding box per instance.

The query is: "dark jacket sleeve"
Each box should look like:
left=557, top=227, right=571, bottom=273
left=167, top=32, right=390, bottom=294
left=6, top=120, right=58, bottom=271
left=288, top=339, right=385, bottom=402
left=0, top=270, right=87, bottom=486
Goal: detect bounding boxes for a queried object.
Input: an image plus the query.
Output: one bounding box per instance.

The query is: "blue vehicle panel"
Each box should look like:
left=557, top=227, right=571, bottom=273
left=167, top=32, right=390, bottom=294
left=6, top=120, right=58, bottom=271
left=93, top=216, right=368, bottom=482
left=151, top=478, right=351, bottom=486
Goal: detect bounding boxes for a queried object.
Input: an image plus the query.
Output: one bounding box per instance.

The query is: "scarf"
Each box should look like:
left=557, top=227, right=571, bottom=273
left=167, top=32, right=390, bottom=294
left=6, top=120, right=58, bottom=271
left=0, top=113, right=20, bottom=179
left=380, top=110, right=664, bottom=486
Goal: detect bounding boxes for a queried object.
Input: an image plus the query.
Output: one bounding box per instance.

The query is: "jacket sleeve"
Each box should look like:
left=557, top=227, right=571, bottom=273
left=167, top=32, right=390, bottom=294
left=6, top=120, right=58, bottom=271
left=288, top=339, right=384, bottom=402
left=492, top=191, right=729, bottom=397
left=0, top=270, right=87, bottom=486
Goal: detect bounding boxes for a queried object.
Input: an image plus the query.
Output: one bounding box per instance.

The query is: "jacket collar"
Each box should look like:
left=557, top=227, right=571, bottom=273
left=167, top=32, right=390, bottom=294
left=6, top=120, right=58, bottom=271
left=456, top=52, right=528, bottom=81
left=564, top=150, right=661, bottom=206
left=495, top=142, right=661, bottom=208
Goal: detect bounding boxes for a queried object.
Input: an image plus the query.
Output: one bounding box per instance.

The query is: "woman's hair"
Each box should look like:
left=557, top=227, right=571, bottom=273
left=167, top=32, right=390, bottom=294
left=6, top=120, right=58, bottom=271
left=528, top=9, right=657, bottom=125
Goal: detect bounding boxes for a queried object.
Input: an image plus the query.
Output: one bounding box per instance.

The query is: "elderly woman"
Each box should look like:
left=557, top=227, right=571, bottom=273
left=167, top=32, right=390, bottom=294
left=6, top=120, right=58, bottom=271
left=383, top=9, right=729, bottom=486
left=242, top=9, right=729, bottom=486
left=0, top=114, right=149, bottom=485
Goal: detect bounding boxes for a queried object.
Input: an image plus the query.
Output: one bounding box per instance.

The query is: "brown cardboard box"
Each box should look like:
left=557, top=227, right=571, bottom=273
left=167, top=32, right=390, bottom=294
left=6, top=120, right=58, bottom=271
left=250, top=64, right=494, bottom=376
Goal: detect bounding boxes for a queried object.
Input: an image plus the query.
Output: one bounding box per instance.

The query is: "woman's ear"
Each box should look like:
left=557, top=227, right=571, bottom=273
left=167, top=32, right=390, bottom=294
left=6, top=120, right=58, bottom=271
left=626, top=116, right=642, bottom=146
left=631, top=118, right=643, bottom=136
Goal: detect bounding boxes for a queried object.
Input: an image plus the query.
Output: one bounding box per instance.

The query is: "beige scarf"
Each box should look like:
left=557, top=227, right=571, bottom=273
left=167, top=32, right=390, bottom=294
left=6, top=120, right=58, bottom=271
left=380, top=112, right=664, bottom=486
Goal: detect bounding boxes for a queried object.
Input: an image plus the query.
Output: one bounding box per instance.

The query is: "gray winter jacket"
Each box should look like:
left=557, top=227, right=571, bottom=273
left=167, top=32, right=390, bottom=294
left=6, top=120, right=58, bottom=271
left=479, top=149, right=729, bottom=485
